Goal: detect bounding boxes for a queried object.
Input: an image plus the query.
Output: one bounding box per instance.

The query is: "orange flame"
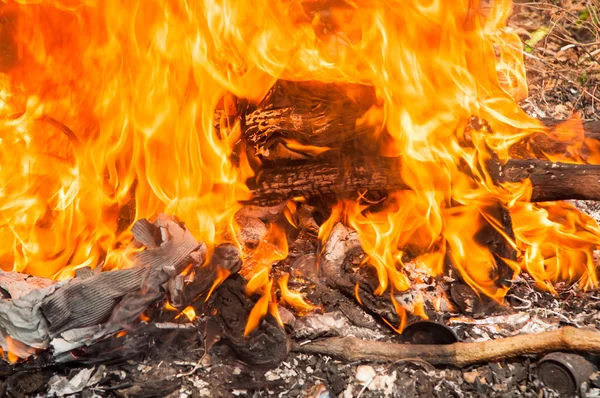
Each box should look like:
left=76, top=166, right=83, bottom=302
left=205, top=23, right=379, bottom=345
left=242, top=224, right=288, bottom=335
left=278, top=274, right=316, bottom=315
left=205, top=267, right=231, bottom=302
left=0, top=0, right=253, bottom=279
left=0, top=0, right=598, bottom=343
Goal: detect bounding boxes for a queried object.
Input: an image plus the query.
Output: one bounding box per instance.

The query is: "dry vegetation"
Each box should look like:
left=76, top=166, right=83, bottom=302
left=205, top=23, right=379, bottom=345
left=511, top=0, right=599, bottom=119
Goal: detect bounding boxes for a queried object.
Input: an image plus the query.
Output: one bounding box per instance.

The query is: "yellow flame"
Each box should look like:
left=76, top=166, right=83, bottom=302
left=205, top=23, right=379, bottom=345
left=180, top=306, right=197, bottom=322
left=0, top=0, right=598, bottom=349
left=205, top=267, right=231, bottom=302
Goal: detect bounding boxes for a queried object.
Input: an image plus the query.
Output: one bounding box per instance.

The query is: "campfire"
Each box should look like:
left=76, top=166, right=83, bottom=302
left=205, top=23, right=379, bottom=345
left=0, top=0, right=599, bottom=396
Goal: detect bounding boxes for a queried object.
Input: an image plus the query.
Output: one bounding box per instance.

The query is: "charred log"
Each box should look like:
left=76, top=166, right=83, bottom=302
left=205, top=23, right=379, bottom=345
left=242, top=80, right=379, bottom=162
left=245, top=156, right=600, bottom=206
left=227, top=78, right=600, bottom=164
left=175, top=243, right=242, bottom=310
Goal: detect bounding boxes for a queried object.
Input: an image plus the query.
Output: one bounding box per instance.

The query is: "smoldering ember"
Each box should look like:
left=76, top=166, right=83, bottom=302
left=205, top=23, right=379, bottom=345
left=0, top=0, right=599, bottom=397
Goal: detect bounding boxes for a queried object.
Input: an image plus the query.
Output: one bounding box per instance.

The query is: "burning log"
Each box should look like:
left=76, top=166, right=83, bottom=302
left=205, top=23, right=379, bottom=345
left=240, top=80, right=379, bottom=162
left=294, top=326, right=600, bottom=367
left=245, top=156, right=600, bottom=206
left=228, top=80, right=600, bottom=163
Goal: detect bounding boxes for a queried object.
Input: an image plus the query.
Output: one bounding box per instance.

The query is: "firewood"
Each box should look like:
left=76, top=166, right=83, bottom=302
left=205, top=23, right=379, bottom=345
left=244, top=155, right=600, bottom=206
left=489, top=159, right=600, bottom=202
left=242, top=80, right=379, bottom=162
left=227, top=77, right=600, bottom=163
left=293, top=326, right=600, bottom=367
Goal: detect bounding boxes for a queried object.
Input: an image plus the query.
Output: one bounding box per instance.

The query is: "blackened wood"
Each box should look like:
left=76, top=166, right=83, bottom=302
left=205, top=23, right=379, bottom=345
left=244, top=81, right=377, bottom=146
left=242, top=80, right=380, bottom=162
left=176, top=243, right=241, bottom=310
left=510, top=120, right=600, bottom=160
left=237, top=80, right=600, bottom=162
left=245, top=156, right=600, bottom=206
left=541, top=119, right=600, bottom=138
left=319, top=223, right=401, bottom=327
left=245, top=156, right=408, bottom=206
left=477, top=202, right=516, bottom=287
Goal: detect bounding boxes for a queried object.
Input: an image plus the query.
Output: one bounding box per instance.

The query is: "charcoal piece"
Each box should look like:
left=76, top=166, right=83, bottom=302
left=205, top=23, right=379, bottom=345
left=325, top=366, right=347, bottom=395
left=178, top=243, right=241, bottom=309
left=319, top=223, right=400, bottom=327
left=210, top=276, right=290, bottom=368
left=450, top=282, right=499, bottom=316
left=4, top=370, right=50, bottom=398
left=474, top=201, right=516, bottom=288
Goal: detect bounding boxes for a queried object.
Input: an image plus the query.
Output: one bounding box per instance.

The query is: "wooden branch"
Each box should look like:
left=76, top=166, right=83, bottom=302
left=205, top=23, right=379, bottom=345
left=491, top=159, right=600, bottom=202
left=293, top=326, right=600, bottom=367
left=244, top=156, right=600, bottom=206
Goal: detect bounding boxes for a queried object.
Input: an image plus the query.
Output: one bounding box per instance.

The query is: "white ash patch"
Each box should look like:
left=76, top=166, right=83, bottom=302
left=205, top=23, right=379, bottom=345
left=189, top=377, right=211, bottom=397
left=570, top=200, right=600, bottom=225
left=294, top=311, right=387, bottom=340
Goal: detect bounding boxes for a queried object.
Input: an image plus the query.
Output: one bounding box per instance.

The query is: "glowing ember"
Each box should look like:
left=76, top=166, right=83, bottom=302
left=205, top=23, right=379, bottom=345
left=0, top=0, right=598, bottom=339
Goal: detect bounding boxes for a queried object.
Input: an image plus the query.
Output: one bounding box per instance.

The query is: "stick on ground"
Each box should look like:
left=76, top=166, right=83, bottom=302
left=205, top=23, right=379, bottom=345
left=293, top=327, right=600, bottom=367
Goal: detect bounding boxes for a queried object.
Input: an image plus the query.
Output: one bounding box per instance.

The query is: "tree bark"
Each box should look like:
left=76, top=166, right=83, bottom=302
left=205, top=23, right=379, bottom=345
left=293, top=326, right=600, bottom=367
left=244, top=156, right=600, bottom=206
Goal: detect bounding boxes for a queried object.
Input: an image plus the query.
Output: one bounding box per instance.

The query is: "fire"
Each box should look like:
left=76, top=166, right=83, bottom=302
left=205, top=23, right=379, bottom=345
left=0, top=0, right=251, bottom=279
left=0, top=0, right=598, bottom=337
left=277, top=274, right=316, bottom=315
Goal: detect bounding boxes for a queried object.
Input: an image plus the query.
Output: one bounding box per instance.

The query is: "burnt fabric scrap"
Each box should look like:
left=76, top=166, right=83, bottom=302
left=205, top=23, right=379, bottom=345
left=0, top=215, right=204, bottom=358
left=42, top=215, right=202, bottom=336
left=0, top=279, right=65, bottom=358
